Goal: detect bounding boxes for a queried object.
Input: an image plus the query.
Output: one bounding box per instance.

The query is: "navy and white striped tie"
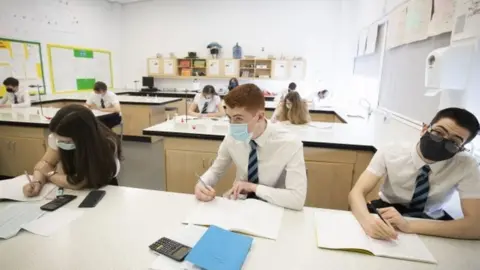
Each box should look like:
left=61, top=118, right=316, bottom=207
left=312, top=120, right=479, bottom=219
left=248, top=140, right=259, bottom=184
left=406, top=165, right=431, bottom=217
left=201, top=102, right=208, bottom=114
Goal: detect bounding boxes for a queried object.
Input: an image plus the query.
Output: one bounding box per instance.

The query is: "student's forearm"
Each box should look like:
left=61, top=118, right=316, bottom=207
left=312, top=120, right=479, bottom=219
left=49, top=174, right=85, bottom=190
left=409, top=218, right=480, bottom=240
left=349, top=190, right=371, bottom=224
left=207, top=112, right=223, bottom=117
left=256, top=185, right=305, bottom=211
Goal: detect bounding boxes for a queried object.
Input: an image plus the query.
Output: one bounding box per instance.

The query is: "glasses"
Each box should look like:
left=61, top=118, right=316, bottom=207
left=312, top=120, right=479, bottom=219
left=427, top=126, right=464, bottom=153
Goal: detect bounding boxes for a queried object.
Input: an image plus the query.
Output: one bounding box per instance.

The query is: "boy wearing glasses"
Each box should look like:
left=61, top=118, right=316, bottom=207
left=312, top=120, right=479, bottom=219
left=349, top=108, right=480, bottom=240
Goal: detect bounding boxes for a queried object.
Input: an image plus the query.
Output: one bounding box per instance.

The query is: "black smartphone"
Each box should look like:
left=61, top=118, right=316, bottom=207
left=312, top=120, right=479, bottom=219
left=78, top=190, right=106, bottom=208
left=40, top=195, right=77, bottom=211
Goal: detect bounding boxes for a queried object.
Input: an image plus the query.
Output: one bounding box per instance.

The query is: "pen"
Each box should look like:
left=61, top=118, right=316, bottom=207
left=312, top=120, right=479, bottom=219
left=195, top=173, right=213, bottom=191
left=368, top=201, right=388, bottom=225
left=24, top=171, right=33, bottom=183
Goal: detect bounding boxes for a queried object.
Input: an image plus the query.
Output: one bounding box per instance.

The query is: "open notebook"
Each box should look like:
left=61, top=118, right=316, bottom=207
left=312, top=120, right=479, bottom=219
left=314, top=210, right=437, bottom=264
left=0, top=175, right=57, bottom=201
left=184, top=197, right=284, bottom=240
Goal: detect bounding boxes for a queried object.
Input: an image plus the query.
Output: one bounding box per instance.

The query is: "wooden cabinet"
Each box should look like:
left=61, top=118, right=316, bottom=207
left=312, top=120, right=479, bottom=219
left=0, top=126, right=47, bottom=177
left=120, top=104, right=165, bottom=140
left=162, top=138, right=374, bottom=210
left=305, top=161, right=354, bottom=210
left=165, top=150, right=235, bottom=195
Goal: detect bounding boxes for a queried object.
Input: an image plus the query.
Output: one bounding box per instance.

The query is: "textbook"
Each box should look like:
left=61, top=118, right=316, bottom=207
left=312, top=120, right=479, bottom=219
left=184, top=197, right=284, bottom=240
left=314, top=209, right=437, bottom=264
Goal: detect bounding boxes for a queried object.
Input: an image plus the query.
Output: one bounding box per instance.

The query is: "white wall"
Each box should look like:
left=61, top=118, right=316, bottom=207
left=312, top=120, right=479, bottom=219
left=121, top=0, right=357, bottom=98
left=0, top=0, right=123, bottom=94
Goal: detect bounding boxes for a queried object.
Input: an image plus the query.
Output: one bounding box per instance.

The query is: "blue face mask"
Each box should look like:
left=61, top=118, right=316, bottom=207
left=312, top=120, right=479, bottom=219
left=56, top=139, right=76, bottom=150
left=229, top=115, right=259, bottom=142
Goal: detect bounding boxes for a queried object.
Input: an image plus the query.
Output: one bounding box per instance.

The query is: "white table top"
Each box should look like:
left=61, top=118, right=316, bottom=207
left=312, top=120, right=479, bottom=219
left=264, top=101, right=336, bottom=113
left=32, top=92, right=181, bottom=105
left=0, top=107, right=111, bottom=127
left=144, top=113, right=421, bottom=151
left=0, top=186, right=477, bottom=270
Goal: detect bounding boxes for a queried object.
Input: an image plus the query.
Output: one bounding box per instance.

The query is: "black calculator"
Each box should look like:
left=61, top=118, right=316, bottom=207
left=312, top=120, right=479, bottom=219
left=149, top=237, right=191, bottom=262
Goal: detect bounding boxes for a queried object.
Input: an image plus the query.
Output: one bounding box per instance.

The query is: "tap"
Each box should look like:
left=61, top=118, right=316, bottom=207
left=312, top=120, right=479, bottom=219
left=359, top=98, right=373, bottom=119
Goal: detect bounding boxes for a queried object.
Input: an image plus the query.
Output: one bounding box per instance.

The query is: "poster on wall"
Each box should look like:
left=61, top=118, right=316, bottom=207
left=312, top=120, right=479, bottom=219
left=452, top=0, right=480, bottom=41
left=0, top=38, right=46, bottom=95
left=428, top=0, right=456, bottom=36
left=365, top=24, right=379, bottom=55
left=386, top=4, right=408, bottom=49
left=405, top=0, right=433, bottom=43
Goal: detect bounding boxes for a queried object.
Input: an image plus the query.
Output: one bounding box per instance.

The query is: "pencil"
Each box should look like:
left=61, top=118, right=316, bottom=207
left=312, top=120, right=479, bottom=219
left=368, top=201, right=388, bottom=224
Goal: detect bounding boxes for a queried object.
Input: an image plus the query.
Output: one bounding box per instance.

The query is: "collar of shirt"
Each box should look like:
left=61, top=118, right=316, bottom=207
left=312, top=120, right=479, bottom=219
left=252, top=120, right=272, bottom=147
left=410, top=142, right=448, bottom=174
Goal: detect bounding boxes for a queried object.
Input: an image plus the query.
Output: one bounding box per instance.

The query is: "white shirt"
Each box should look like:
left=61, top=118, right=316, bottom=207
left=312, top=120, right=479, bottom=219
left=47, top=134, right=120, bottom=177
left=193, top=93, right=221, bottom=113
left=367, top=142, right=480, bottom=218
left=201, top=122, right=307, bottom=210
left=86, top=91, right=120, bottom=109
left=0, top=88, right=31, bottom=108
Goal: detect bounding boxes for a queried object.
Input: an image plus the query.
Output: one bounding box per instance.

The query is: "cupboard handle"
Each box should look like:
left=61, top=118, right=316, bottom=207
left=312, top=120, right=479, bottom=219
left=202, top=158, right=205, bottom=169
left=13, top=141, right=16, bottom=152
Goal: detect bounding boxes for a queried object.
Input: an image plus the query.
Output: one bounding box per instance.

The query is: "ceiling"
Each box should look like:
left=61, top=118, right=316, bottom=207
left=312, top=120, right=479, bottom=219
left=108, top=0, right=150, bottom=4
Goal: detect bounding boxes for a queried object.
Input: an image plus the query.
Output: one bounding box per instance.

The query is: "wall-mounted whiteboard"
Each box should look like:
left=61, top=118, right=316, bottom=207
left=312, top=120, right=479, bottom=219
left=0, top=38, right=46, bottom=95
left=47, top=44, right=113, bottom=93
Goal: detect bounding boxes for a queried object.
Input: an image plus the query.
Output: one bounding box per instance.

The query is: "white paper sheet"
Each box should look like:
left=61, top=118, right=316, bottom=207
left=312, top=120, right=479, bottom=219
left=0, top=175, right=57, bottom=202
left=452, top=0, right=480, bottom=41
left=0, top=48, right=10, bottom=63
left=10, top=42, right=25, bottom=59
left=428, top=0, right=456, bottom=36
left=150, top=225, right=206, bottom=270
left=93, top=52, right=112, bottom=86
left=273, top=60, right=287, bottom=78
left=387, top=4, right=408, bottom=49
left=148, top=58, right=160, bottom=75
left=405, top=0, right=433, bottom=43
left=365, top=24, right=379, bottom=55
left=164, top=59, right=175, bottom=75
left=51, top=47, right=76, bottom=92
left=223, top=60, right=236, bottom=76
left=207, top=60, right=219, bottom=76
left=0, top=64, right=12, bottom=80
left=21, top=208, right=84, bottom=237
left=0, top=203, right=45, bottom=239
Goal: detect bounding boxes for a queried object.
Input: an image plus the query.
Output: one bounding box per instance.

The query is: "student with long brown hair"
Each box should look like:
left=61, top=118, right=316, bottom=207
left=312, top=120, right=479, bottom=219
left=272, top=91, right=311, bottom=125
left=23, top=104, right=122, bottom=197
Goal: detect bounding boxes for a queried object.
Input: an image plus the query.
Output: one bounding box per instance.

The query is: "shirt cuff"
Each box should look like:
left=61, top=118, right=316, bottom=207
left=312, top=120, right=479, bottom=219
left=255, top=184, right=269, bottom=199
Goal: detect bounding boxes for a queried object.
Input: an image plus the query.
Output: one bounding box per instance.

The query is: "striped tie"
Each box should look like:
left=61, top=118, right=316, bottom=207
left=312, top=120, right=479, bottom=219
left=248, top=140, right=259, bottom=184
left=406, top=165, right=431, bottom=217
left=13, top=95, right=18, bottom=104
left=201, top=102, right=208, bottom=114
left=101, top=98, right=106, bottom=109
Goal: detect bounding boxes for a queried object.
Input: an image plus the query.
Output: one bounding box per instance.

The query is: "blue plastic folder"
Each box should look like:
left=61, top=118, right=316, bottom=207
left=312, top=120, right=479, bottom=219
left=185, top=225, right=253, bottom=270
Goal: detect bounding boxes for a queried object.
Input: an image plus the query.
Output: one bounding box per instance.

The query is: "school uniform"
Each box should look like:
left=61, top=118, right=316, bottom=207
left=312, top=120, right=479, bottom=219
left=367, top=142, right=480, bottom=220
left=193, top=93, right=221, bottom=114
left=0, top=88, right=31, bottom=108
left=86, top=91, right=122, bottom=128
left=201, top=121, right=307, bottom=210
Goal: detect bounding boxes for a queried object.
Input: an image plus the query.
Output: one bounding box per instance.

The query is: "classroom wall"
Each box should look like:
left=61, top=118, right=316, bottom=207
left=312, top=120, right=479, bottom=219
left=0, top=0, right=123, bottom=94
left=120, top=0, right=358, bottom=99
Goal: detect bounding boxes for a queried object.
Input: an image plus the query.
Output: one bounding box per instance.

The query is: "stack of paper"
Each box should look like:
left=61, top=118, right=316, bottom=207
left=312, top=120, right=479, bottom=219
left=22, top=208, right=84, bottom=237
left=0, top=203, right=45, bottom=239
left=0, top=175, right=57, bottom=201
left=314, top=210, right=437, bottom=264
left=186, top=225, right=253, bottom=270
left=184, top=198, right=284, bottom=240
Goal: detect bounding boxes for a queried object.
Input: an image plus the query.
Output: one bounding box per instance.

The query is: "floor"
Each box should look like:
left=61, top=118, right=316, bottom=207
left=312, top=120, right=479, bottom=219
left=116, top=140, right=166, bottom=191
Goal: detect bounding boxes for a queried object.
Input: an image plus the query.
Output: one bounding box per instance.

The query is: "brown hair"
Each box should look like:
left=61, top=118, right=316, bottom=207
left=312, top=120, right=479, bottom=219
left=223, top=83, right=265, bottom=112
left=49, top=104, right=122, bottom=188
left=278, top=91, right=310, bottom=125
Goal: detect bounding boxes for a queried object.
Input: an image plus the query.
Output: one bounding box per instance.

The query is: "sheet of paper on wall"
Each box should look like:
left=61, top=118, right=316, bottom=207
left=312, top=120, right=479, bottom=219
left=163, top=59, right=174, bottom=75
left=405, top=0, right=433, bottom=44
left=0, top=48, right=10, bottom=63
left=207, top=60, right=219, bottom=76
left=25, top=59, right=39, bottom=79
left=10, top=42, right=26, bottom=60
left=148, top=58, right=160, bottom=75
left=451, top=0, right=480, bottom=42
left=11, top=58, right=26, bottom=79
left=94, top=52, right=112, bottom=86
left=386, top=4, right=408, bottom=49
left=224, top=59, right=236, bottom=76
left=365, top=24, right=379, bottom=55
left=428, top=0, right=456, bottom=36
left=357, top=29, right=368, bottom=56
left=0, top=65, right=12, bottom=80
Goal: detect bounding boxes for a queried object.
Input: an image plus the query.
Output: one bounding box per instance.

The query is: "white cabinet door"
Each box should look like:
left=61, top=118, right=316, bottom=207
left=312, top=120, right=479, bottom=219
left=207, top=59, right=220, bottom=76
left=163, top=59, right=175, bottom=75
left=272, top=60, right=288, bottom=79
left=290, top=60, right=305, bottom=80
left=222, top=59, right=239, bottom=77
left=147, top=58, right=161, bottom=76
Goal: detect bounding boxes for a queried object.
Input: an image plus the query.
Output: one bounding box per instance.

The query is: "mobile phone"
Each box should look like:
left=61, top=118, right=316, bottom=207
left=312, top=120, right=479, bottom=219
left=40, top=195, right=77, bottom=211
left=78, top=190, right=106, bottom=208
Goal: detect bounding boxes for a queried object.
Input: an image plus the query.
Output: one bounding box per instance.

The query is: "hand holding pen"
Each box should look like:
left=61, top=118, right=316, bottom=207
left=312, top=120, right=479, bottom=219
left=22, top=171, right=43, bottom=197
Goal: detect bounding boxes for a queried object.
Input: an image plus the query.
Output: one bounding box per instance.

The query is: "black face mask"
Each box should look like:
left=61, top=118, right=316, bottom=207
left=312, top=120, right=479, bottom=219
left=419, top=133, right=457, bottom=161
left=6, top=88, right=14, bottom=93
